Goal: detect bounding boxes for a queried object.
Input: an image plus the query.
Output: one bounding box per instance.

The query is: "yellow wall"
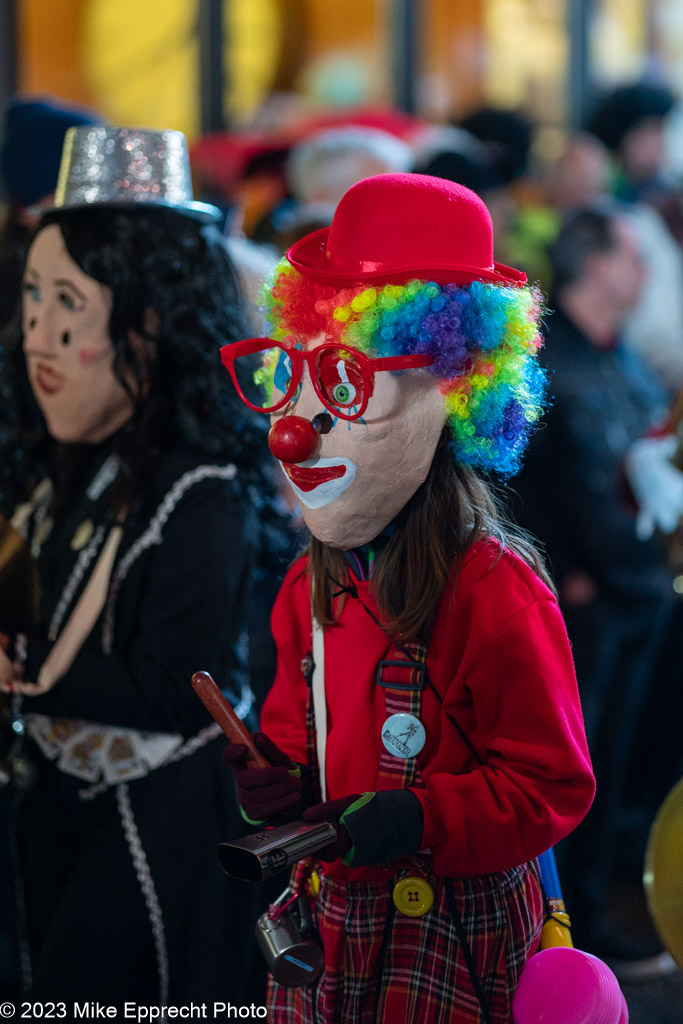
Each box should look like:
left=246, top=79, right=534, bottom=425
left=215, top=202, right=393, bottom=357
left=16, top=0, right=283, bottom=138
left=15, top=0, right=488, bottom=133
left=301, top=0, right=376, bottom=51
left=428, top=0, right=485, bottom=117
left=18, top=0, right=94, bottom=105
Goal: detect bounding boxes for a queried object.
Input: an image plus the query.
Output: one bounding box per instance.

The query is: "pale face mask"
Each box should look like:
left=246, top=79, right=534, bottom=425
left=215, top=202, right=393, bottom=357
left=270, top=334, right=447, bottom=549
left=22, top=223, right=135, bottom=445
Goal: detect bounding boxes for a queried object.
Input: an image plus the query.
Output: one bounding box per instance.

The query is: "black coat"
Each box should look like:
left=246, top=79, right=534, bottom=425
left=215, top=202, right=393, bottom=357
left=22, top=442, right=255, bottom=732
left=514, top=307, right=681, bottom=944
left=7, top=439, right=266, bottom=1006
left=515, top=308, right=673, bottom=604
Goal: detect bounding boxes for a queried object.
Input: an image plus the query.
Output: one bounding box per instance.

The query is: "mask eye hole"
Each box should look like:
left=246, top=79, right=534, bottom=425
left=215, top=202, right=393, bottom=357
left=273, top=348, right=302, bottom=405
left=312, top=412, right=334, bottom=434
left=22, top=281, right=42, bottom=304
left=234, top=344, right=300, bottom=411
left=273, top=349, right=292, bottom=395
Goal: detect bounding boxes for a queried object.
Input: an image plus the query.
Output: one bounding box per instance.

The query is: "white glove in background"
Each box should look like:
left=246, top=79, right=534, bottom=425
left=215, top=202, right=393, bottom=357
left=624, top=434, right=683, bottom=540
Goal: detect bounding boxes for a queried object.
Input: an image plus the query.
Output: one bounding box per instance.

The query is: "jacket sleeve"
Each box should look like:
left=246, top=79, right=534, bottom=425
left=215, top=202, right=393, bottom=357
left=258, top=562, right=310, bottom=767
left=415, top=597, right=595, bottom=876
left=22, top=479, right=253, bottom=736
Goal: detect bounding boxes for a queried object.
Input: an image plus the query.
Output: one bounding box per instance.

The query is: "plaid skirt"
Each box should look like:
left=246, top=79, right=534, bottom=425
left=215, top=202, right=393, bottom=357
left=266, top=858, right=543, bottom=1024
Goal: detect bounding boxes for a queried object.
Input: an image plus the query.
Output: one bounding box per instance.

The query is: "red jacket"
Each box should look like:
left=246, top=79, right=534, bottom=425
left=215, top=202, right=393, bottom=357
left=261, top=538, right=595, bottom=880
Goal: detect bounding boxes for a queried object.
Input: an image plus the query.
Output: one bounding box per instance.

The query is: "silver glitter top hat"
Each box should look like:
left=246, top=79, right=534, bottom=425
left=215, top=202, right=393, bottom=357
left=52, top=125, right=221, bottom=222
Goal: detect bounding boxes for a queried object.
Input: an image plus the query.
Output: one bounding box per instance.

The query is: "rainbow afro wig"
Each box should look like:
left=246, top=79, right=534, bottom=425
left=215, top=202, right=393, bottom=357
left=264, top=258, right=547, bottom=478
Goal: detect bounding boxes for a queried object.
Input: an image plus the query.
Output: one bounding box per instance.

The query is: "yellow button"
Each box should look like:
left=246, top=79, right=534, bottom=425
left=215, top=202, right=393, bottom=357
left=392, top=877, right=434, bottom=917
left=307, top=870, right=321, bottom=897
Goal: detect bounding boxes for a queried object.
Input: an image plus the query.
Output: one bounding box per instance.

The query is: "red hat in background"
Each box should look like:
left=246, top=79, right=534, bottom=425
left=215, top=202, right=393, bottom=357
left=189, top=131, right=292, bottom=194
left=286, top=172, right=526, bottom=287
left=290, top=106, right=428, bottom=146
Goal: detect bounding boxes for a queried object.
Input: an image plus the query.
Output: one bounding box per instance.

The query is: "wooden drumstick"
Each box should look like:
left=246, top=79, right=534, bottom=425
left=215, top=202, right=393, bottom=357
left=191, top=670, right=268, bottom=768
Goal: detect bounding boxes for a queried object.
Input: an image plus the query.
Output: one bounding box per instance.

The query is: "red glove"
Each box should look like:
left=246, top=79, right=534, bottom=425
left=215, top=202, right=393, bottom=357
left=223, top=731, right=304, bottom=823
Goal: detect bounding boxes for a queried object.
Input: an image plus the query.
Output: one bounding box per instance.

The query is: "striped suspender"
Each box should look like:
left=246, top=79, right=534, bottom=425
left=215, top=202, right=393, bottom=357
left=375, top=641, right=427, bottom=790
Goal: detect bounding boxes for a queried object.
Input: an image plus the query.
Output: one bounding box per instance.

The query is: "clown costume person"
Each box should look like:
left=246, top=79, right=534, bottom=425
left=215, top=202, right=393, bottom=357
left=221, top=173, right=595, bottom=1024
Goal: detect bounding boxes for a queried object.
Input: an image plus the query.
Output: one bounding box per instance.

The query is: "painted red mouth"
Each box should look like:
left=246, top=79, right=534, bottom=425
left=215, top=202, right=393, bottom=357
left=33, top=363, right=64, bottom=395
left=284, top=463, right=347, bottom=492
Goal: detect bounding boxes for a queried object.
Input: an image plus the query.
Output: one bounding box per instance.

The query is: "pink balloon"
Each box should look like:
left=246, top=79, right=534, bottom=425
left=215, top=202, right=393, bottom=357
left=618, top=990, right=629, bottom=1024
left=512, top=948, right=629, bottom=1024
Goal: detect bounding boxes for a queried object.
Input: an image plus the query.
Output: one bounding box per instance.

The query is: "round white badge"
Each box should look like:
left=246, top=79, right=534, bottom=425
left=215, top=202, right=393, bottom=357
left=381, top=713, right=426, bottom=759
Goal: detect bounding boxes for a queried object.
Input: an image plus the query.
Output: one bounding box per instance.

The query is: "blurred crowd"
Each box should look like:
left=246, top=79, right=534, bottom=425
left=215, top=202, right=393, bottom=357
left=2, top=78, right=683, bottom=1001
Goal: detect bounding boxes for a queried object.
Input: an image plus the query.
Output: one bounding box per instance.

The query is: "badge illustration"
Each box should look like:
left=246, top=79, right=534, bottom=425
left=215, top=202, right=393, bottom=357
left=381, top=713, right=426, bottom=759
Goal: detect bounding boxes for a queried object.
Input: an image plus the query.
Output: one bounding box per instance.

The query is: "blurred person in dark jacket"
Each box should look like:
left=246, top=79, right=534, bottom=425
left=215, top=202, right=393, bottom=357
left=514, top=207, right=683, bottom=975
left=587, top=80, right=683, bottom=243
left=587, top=81, right=675, bottom=202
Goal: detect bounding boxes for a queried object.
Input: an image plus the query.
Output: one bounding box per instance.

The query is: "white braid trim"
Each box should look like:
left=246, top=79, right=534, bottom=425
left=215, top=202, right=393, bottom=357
left=116, top=782, right=169, bottom=1007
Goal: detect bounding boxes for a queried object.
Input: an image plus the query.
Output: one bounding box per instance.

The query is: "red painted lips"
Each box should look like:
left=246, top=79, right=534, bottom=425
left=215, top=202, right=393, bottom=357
left=284, top=463, right=347, bottom=492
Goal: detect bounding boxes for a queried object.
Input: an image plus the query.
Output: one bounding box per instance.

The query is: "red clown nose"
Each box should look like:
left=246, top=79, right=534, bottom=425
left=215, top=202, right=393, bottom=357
left=268, top=416, right=319, bottom=463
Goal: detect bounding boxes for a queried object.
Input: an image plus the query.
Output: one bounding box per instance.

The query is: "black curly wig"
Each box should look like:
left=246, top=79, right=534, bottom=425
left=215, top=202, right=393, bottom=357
left=0, top=206, right=272, bottom=516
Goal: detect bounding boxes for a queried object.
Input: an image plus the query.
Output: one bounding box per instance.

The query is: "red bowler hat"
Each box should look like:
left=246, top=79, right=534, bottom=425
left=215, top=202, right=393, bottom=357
left=286, top=172, right=526, bottom=287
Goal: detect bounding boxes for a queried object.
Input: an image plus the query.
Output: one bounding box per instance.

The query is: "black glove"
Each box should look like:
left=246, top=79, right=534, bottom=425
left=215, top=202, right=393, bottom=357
left=303, top=789, right=424, bottom=868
